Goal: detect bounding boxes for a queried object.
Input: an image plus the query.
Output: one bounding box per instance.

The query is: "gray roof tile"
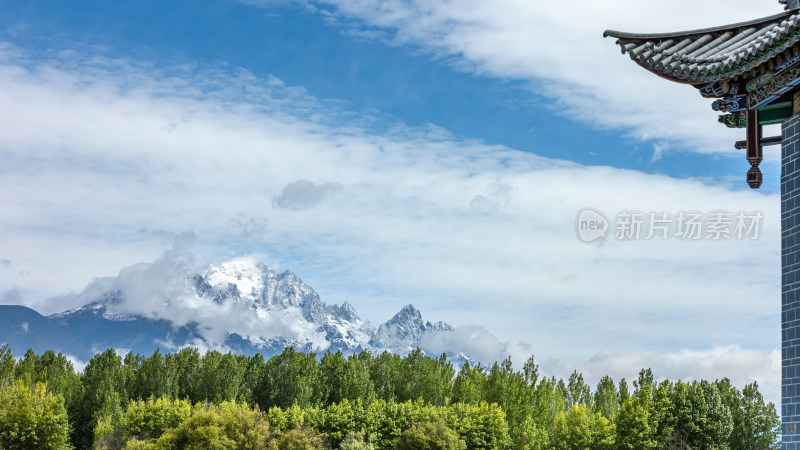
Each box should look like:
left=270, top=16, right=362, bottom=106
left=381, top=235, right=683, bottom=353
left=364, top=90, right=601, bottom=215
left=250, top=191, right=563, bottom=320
left=604, top=10, right=800, bottom=84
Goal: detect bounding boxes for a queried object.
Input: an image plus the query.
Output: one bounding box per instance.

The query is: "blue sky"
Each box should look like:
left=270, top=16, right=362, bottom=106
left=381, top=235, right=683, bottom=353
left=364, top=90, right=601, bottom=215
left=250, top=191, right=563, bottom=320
left=0, top=0, right=788, bottom=402
left=0, top=0, right=774, bottom=182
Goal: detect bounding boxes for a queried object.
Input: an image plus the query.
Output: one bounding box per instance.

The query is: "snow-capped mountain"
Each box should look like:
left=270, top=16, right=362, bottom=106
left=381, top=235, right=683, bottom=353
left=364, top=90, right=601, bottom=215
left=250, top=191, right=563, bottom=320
left=0, top=258, right=469, bottom=364
left=189, top=260, right=375, bottom=354
left=370, top=304, right=454, bottom=351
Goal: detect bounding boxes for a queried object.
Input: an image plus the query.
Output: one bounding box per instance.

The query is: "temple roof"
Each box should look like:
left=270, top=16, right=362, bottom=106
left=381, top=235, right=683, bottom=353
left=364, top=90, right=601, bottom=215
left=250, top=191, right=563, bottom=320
left=604, top=10, right=800, bottom=85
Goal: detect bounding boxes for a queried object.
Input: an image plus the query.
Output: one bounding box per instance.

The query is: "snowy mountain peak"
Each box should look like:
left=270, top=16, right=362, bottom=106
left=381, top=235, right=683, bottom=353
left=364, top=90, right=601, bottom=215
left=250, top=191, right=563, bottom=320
left=332, top=301, right=360, bottom=323
left=429, top=320, right=454, bottom=332
left=392, top=304, right=423, bottom=324
left=279, top=270, right=299, bottom=281
left=370, top=303, right=440, bottom=351
left=11, top=257, right=471, bottom=364
left=50, top=290, right=136, bottom=322
left=201, top=258, right=270, bottom=304
left=197, top=260, right=325, bottom=315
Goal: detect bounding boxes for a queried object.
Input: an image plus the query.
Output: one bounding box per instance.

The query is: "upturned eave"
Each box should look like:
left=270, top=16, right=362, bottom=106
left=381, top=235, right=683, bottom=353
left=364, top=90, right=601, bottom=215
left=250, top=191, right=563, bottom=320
left=603, top=10, right=800, bottom=86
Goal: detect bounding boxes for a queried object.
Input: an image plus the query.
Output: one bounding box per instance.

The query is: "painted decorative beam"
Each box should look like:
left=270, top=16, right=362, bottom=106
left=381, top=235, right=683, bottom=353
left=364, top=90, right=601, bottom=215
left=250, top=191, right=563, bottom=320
left=734, top=135, right=783, bottom=149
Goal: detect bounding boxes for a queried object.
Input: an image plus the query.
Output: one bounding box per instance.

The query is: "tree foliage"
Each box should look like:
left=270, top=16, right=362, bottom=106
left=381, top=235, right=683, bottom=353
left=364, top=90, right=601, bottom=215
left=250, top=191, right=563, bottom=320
left=0, top=379, right=71, bottom=449
left=0, top=346, right=783, bottom=450
left=550, top=403, right=615, bottom=450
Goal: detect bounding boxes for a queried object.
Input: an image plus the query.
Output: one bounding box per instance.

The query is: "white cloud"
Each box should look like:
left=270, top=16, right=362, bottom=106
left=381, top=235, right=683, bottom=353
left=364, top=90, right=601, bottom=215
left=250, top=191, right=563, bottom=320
left=246, top=0, right=779, bottom=155
left=651, top=141, right=670, bottom=162
left=65, top=354, right=88, bottom=373
left=421, top=325, right=780, bottom=406
left=469, top=182, right=513, bottom=213
left=2, top=288, right=22, bottom=305
left=541, top=346, right=781, bottom=408
left=273, top=180, right=344, bottom=211
left=0, top=42, right=779, bottom=391
left=420, top=324, right=530, bottom=367
left=233, top=215, right=269, bottom=240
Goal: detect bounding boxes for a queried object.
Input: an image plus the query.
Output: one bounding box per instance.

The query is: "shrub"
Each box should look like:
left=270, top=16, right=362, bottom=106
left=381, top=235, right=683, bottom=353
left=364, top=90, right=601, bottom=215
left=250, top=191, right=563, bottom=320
left=393, top=419, right=466, bottom=450
left=148, top=402, right=271, bottom=450
left=275, top=426, right=324, bottom=450
left=339, top=430, right=375, bottom=450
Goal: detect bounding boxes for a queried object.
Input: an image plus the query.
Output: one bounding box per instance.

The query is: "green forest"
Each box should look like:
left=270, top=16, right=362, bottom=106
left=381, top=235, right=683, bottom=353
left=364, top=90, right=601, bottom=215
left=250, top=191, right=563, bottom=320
left=0, top=345, right=780, bottom=449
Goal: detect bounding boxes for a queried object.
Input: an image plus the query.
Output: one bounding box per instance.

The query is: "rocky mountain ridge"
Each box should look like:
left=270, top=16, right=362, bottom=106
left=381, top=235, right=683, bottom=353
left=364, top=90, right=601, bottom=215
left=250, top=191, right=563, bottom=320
left=0, top=258, right=474, bottom=365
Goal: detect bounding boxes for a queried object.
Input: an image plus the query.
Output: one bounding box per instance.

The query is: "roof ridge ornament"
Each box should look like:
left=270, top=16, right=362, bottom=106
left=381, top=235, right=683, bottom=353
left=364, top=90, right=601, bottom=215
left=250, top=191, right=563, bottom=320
left=781, top=0, right=800, bottom=11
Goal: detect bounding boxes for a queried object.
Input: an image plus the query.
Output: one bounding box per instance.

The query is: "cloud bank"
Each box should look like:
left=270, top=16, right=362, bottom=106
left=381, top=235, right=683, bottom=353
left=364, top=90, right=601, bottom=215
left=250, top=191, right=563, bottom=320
left=0, top=40, right=780, bottom=403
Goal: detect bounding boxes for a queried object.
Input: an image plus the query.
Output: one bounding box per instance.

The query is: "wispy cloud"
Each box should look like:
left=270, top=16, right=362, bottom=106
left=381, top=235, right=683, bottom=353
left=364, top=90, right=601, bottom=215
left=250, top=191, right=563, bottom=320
left=241, top=0, right=779, bottom=155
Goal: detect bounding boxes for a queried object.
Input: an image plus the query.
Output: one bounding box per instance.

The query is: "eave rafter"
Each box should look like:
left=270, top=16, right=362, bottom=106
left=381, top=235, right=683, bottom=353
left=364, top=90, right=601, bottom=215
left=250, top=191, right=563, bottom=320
left=604, top=11, right=800, bottom=89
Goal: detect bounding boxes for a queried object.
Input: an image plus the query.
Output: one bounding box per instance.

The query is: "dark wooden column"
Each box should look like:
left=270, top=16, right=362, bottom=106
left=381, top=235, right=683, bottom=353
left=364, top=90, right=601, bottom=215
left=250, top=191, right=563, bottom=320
left=747, top=109, right=763, bottom=189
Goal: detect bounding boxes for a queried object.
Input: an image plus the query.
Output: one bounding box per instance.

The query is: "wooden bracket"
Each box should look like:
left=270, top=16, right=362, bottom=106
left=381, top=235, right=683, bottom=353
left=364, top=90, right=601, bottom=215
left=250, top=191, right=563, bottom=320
left=793, top=90, right=800, bottom=115
left=734, top=136, right=781, bottom=149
